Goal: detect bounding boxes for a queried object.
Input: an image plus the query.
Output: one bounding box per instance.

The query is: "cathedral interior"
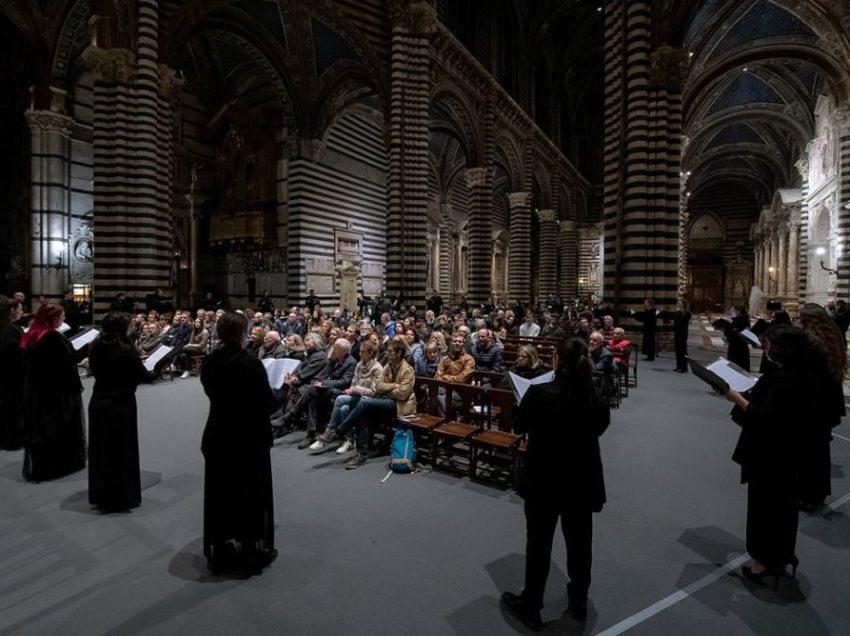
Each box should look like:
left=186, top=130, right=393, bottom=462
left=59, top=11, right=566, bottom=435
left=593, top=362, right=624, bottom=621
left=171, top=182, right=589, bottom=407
left=1, top=0, right=848, bottom=318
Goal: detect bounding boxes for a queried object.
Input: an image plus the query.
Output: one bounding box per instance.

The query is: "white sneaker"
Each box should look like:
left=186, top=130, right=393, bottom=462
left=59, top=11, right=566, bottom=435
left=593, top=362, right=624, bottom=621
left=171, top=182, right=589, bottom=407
left=308, top=439, right=326, bottom=451
left=180, top=371, right=190, bottom=379
left=336, top=439, right=354, bottom=455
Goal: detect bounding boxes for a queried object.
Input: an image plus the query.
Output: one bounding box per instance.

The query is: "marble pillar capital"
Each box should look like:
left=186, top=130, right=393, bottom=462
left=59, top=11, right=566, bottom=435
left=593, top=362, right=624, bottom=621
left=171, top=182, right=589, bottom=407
left=835, top=105, right=850, bottom=136
left=649, top=46, right=690, bottom=92
left=79, top=46, right=135, bottom=83
left=464, top=167, right=491, bottom=189
left=388, top=0, right=436, bottom=34
left=24, top=109, right=73, bottom=135
left=507, top=191, right=530, bottom=209
left=537, top=209, right=556, bottom=222
left=795, top=156, right=810, bottom=178
left=560, top=220, right=576, bottom=232
left=159, top=64, right=184, bottom=103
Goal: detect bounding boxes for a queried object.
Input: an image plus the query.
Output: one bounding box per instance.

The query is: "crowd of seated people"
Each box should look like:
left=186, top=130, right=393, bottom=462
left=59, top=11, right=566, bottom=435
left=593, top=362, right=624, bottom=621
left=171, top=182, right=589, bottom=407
left=21, top=290, right=642, bottom=468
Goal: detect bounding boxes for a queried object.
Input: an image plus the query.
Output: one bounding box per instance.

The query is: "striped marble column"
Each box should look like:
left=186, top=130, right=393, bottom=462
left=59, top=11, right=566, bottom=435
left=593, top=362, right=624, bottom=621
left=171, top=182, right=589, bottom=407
left=84, top=0, right=175, bottom=316
left=795, top=157, right=810, bottom=302
left=465, top=166, right=493, bottom=305
left=777, top=227, right=788, bottom=296
left=603, top=2, right=686, bottom=314
left=787, top=221, right=800, bottom=307
left=537, top=209, right=558, bottom=299
left=508, top=191, right=531, bottom=304
left=836, top=110, right=850, bottom=300
left=438, top=204, right=454, bottom=298
left=559, top=220, right=578, bottom=300
left=386, top=1, right=434, bottom=304
left=25, top=92, right=73, bottom=305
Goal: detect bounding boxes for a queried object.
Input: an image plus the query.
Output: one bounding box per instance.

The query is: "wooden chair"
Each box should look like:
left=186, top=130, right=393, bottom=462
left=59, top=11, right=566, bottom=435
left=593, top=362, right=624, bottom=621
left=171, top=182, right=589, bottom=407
left=629, top=342, right=639, bottom=388
left=408, top=377, right=446, bottom=463
left=469, top=387, right=520, bottom=487
left=431, top=382, right=487, bottom=475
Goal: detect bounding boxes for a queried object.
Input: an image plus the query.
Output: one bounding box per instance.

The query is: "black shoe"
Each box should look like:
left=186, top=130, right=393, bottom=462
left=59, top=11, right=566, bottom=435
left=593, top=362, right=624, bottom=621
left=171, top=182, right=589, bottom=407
left=345, top=454, right=368, bottom=470
left=501, top=592, right=542, bottom=631
left=742, top=565, right=781, bottom=590
left=297, top=434, right=317, bottom=449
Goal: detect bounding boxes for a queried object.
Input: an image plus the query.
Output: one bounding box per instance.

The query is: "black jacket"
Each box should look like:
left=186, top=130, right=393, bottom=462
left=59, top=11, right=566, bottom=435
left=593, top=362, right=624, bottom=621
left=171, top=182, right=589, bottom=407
left=515, top=379, right=610, bottom=511
left=316, top=354, right=356, bottom=390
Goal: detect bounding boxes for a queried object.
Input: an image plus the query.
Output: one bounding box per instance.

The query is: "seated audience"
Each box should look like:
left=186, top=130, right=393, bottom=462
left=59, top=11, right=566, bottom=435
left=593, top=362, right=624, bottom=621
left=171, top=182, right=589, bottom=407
left=469, top=329, right=503, bottom=372
left=309, top=339, right=383, bottom=453
left=246, top=326, right=265, bottom=357
left=519, top=313, right=541, bottom=337
left=258, top=331, right=286, bottom=360
left=414, top=342, right=442, bottom=377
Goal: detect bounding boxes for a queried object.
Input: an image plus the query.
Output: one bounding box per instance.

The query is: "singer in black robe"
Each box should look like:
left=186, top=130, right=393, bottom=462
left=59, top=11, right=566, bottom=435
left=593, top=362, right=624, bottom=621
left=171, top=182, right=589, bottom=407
left=201, top=312, right=278, bottom=573
left=87, top=314, right=159, bottom=512
left=0, top=298, right=25, bottom=450
left=633, top=300, right=658, bottom=361
left=726, top=325, right=810, bottom=582
left=22, top=329, right=86, bottom=482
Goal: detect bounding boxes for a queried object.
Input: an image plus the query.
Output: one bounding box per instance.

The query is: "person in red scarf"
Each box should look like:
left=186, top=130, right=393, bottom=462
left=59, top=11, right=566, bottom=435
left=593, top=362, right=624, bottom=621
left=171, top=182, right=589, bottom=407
left=20, top=303, right=87, bottom=481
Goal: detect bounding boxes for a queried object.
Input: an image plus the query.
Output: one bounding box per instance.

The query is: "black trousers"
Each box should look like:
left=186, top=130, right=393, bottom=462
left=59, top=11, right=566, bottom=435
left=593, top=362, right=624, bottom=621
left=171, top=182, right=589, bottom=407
left=674, top=336, right=687, bottom=371
left=523, top=499, right=593, bottom=610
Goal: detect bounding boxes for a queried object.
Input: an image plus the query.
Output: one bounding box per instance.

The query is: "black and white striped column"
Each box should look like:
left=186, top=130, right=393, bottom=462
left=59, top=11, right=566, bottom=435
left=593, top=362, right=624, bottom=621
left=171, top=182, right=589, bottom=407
left=465, top=167, right=493, bottom=306
left=795, top=157, right=810, bottom=304
left=559, top=220, right=578, bottom=300
left=836, top=111, right=850, bottom=300
left=537, top=209, right=558, bottom=299
left=386, top=1, right=434, bottom=304
left=25, top=94, right=73, bottom=305
left=438, top=203, right=454, bottom=298
left=508, top=191, right=531, bottom=304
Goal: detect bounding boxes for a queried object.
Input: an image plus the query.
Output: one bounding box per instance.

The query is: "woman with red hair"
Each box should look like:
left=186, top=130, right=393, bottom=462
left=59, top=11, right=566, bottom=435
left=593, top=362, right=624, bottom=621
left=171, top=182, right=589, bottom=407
left=21, top=303, right=87, bottom=481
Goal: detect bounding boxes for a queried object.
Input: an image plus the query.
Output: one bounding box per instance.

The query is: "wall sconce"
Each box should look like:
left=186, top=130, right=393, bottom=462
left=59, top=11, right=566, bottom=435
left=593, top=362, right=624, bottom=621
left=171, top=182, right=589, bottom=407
left=820, top=260, right=838, bottom=277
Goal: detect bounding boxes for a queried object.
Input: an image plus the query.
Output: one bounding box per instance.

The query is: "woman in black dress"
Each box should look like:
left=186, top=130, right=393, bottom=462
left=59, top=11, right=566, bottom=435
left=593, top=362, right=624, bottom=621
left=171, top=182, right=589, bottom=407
left=201, top=311, right=278, bottom=574
left=672, top=299, right=691, bottom=373
left=21, top=303, right=87, bottom=481
left=502, top=338, right=610, bottom=628
left=0, top=296, right=26, bottom=450
left=725, top=325, right=812, bottom=587
left=88, top=313, right=159, bottom=512
left=797, top=304, right=846, bottom=511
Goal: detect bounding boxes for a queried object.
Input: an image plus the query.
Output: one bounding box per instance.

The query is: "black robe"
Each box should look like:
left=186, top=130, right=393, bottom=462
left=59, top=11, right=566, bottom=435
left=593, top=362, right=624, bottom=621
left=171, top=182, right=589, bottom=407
left=22, top=330, right=86, bottom=481
left=731, top=365, right=812, bottom=570
left=634, top=309, right=657, bottom=360
left=672, top=310, right=691, bottom=372
left=0, top=322, right=25, bottom=450
left=201, top=343, right=277, bottom=569
left=87, top=340, right=157, bottom=511
left=798, top=351, right=845, bottom=505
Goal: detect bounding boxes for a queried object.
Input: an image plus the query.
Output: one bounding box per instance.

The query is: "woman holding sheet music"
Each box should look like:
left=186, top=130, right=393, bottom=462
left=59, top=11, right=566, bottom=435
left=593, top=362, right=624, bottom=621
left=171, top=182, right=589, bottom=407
left=725, top=325, right=811, bottom=588
left=87, top=313, right=159, bottom=512
left=502, top=338, right=610, bottom=629
left=200, top=311, right=278, bottom=574
left=20, top=303, right=87, bottom=481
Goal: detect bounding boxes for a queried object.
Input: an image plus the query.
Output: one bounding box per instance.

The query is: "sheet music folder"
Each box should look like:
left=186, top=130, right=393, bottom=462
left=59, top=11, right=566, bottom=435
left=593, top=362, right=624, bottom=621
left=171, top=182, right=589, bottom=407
left=687, top=356, right=758, bottom=394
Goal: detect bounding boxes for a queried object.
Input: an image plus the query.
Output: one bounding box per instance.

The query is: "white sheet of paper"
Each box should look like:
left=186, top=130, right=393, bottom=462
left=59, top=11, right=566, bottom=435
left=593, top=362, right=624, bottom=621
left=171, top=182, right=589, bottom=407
left=509, top=370, right=555, bottom=402
left=262, top=358, right=301, bottom=390
left=705, top=357, right=757, bottom=392
left=58, top=322, right=71, bottom=333
left=739, top=328, right=760, bottom=347
left=71, top=328, right=99, bottom=350
left=143, top=345, right=173, bottom=372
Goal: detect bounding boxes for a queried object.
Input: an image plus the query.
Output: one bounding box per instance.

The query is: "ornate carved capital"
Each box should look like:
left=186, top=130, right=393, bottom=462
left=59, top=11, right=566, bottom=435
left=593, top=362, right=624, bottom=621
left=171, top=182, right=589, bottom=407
left=159, top=65, right=184, bottom=103
left=388, top=0, right=436, bottom=35
left=795, top=157, right=810, bottom=178
left=559, top=220, right=576, bottom=233
left=835, top=105, right=850, bottom=136
left=24, top=110, right=73, bottom=135
left=300, top=138, right=326, bottom=162
left=507, top=192, right=530, bottom=209
left=464, top=167, right=490, bottom=188
left=649, top=46, right=690, bottom=92
left=79, top=46, right=135, bottom=83
left=537, top=209, right=556, bottom=222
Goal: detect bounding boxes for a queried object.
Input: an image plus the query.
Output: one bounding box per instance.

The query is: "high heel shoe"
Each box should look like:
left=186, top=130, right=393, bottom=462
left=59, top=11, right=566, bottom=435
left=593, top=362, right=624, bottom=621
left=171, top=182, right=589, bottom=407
left=742, top=565, right=781, bottom=590
left=785, top=557, right=799, bottom=580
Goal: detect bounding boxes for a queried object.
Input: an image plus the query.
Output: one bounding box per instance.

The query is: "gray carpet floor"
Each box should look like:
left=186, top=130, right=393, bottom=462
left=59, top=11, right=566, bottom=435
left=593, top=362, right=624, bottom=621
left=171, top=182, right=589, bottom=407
left=1, top=331, right=849, bottom=635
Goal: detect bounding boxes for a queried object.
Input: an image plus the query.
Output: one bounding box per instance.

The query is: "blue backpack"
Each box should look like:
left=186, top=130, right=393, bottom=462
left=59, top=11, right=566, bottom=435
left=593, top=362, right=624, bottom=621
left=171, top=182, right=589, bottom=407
left=389, top=427, right=416, bottom=473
